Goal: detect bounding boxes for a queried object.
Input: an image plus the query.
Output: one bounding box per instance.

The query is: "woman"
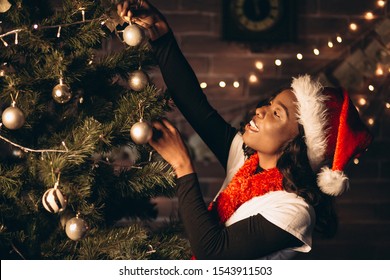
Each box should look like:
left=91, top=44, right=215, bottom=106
left=117, top=0, right=373, bottom=259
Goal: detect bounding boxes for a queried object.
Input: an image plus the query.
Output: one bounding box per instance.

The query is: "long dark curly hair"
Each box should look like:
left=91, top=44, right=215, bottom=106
left=240, top=89, right=338, bottom=238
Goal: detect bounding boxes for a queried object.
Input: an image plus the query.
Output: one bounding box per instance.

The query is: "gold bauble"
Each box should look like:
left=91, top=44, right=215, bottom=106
left=130, top=120, right=153, bottom=144
left=0, top=0, right=12, bottom=13
left=128, top=69, right=149, bottom=91
left=2, top=106, right=25, bottom=130
left=65, top=216, right=89, bottom=241
left=52, top=83, right=72, bottom=104
left=123, top=24, right=145, bottom=46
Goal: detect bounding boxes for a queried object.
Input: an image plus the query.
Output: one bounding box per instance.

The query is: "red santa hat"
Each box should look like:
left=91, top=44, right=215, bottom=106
left=291, top=75, right=373, bottom=196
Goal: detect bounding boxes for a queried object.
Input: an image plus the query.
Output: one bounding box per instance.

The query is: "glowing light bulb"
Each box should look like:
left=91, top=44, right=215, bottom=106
left=368, top=118, right=375, bottom=126
left=297, top=53, right=303, bottom=60
left=377, top=0, right=386, bottom=7
left=365, top=12, right=374, bottom=20
left=33, top=24, right=39, bottom=29
left=349, top=23, right=358, bottom=31
left=200, top=82, right=207, bottom=89
left=219, top=81, right=226, bottom=88
left=359, top=98, right=367, bottom=106
left=313, top=48, right=320, bottom=55
left=368, top=85, right=375, bottom=91
left=376, top=65, right=384, bottom=76
left=249, top=74, right=258, bottom=84
left=385, top=102, right=390, bottom=109
left=336, top=36, right=343, bottom=43
left=275, top=59, right=282, bottom=66
left=233, top=81, right=240, bottom=88
left=353, top=158, right=360, bottom=165
left=328, top=41, right=334, bottom=48
left=255, top=61, right=264, bottom=70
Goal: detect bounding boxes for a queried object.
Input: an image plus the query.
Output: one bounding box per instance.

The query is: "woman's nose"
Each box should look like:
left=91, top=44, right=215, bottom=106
left=255, top=107, right=266, bottom=119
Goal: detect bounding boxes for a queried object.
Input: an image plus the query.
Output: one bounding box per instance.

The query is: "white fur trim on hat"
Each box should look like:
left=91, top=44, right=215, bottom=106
left=317, top=166, right=349, bottom=196
left=291, top=75, right=328, bottom=171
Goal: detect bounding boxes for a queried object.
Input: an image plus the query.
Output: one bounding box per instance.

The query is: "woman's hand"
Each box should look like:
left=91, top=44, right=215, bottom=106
left=148, top=119, right=195, bottom=178
left=116, top=0, right=170, bottom=41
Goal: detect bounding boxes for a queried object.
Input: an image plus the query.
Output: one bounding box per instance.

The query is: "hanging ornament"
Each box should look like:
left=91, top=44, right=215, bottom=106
left=0, top=0, right=12, bottom=13
left=123, top=23, right=145, bottom=47
left=42, top=186, right=67, bottom=213
left=128, top=69, right=149, bottom=91
left=52, top=79, right=72, bottom=104
left=59, top=209, right=75, bottom=230
left=130, top=119, right=153, bottom=144
left=2, top=104, right=25, bottom=130
left=65, top=215, right=89, bottom=241
left=10, top=147, right=25, bottom=160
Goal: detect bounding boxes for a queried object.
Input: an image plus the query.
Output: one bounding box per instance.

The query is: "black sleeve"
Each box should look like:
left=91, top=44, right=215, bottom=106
left=150, top=32, right=237, bottom=169
left=176, top=173, right=302, bottom=260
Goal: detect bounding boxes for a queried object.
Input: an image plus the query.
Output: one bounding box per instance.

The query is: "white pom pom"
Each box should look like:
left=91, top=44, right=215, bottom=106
left=317, top=166, right=349, bottom=196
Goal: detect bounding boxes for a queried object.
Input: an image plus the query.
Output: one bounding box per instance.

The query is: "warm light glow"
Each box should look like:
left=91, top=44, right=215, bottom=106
left=365, top=12, right=374, bottom=20
left=386, top=102, right=390, bottom=109
left=353, top=158, right=360, bottom=165
left=368, top=118, right=375, bottom=126
left=376, top=65, right=384, bottom=76
left=249, top=74, right=258, bottom=83
left=297, top=53, right=303, bottom=60
left=328, top=41, right=334, bottom=48
left=368, top=85, right=375, bottom=91
left=0, top=70, right=5, bottom=77
left=233, top=81, right=240, bottom=88
left=1, top=38, right=8, bottom=47
left=33, top=24, right=39, bottom=29
left=275, top=59, right=282, bottom=66
left=200, top=82, right=207, bottom=89
left=349, top=23, right=358, bottom=31
left=313, top=48, right=320, bottom=56
left=219, top=81, right=226, bottom=88
left=377, top=0, right=386, bottom=7
left=255, top=61, right=264, bottom=70
left=336, top=36, right=343, bottom=43
left=359, top=98, right=367, bottom=106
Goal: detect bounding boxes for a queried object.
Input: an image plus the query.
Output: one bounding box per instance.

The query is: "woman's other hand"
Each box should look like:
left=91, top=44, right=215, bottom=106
left=149, top=119, right=194, bottom=178
left=116, top=0, right=170, bottom=41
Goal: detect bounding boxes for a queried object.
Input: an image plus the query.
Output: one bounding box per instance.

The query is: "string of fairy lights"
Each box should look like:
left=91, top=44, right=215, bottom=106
left=198, top=0, right=389, bottom=131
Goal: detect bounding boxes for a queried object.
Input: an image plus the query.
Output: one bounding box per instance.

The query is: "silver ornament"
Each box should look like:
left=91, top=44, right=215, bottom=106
left=130, top=120, right=153, bottom=144
left=52, top=83, right=72, bottom=104
left=65, top=216, right=88, bottom=241
left=128, top=69, right=149, bottom=91
left=42, top=187, right=67, bottom=213
left=2, top=106, right=25, bottom=130
left=0, top=0, right=11, bottom=13
left=59, top=209, right=75, bottom=230
left=123, top=24, right=145, bottom=47
left=12, top=147, right=24, bottom=158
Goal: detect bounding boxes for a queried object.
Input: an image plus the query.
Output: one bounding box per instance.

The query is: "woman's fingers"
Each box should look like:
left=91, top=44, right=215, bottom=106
left=116, top=0, right=169, bottom=41
left=160, top=118, right=177, bottom=134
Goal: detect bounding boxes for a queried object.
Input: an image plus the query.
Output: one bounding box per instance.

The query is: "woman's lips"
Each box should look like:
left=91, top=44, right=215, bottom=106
left=246, top=120, right=259, bottom=132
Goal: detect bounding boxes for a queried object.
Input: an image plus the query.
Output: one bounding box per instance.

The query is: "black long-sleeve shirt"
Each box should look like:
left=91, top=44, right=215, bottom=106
left=151, top=32, right=301, bottom=259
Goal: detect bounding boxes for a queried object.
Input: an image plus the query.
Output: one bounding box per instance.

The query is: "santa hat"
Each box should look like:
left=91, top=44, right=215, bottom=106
left=291, top=75, right=373, bottom=196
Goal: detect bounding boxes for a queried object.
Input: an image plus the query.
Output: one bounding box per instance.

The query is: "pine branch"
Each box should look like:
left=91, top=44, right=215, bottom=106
left=0, top=164, right=24, bottom=198
left=123, top=161, right=176, bottom=198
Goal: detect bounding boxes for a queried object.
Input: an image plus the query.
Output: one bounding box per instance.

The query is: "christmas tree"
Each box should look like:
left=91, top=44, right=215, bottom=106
left=0, top=0, right=190, bottom=259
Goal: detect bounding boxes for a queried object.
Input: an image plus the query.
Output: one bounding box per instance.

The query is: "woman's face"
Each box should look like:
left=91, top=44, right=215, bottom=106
left=242, top=89, right=299, bottom=166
